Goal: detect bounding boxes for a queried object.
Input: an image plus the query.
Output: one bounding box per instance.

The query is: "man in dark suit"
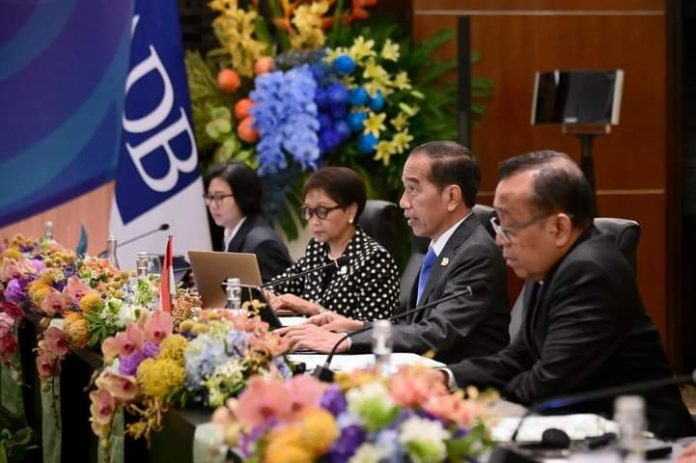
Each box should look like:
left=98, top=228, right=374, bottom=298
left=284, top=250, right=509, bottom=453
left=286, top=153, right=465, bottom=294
left=447, top=150, right=694, bottom=438
left=280, top=141, right=510, bottom=362
left=205, top=161, right=292, bottom=282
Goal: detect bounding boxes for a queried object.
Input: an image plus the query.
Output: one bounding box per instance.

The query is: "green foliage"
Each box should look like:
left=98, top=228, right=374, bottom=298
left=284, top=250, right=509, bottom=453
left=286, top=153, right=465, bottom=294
left=0, top=405, right=37, bottom=463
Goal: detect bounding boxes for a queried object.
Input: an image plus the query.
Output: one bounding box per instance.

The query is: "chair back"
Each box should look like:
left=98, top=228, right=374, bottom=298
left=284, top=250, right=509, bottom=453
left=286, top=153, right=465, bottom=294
left=357, top=199, right=401, bottom=261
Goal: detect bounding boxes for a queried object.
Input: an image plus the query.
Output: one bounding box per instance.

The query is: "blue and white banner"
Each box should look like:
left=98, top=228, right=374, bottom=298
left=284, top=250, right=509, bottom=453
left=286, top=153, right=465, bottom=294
left=110, top=0, right=210, bottom=268
left=0, top=0, right=133, bottom=227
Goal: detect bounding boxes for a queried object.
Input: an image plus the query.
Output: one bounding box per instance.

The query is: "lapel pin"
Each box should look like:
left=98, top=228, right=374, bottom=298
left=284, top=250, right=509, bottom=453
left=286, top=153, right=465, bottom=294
left=440, top=257, right=449, bottom=267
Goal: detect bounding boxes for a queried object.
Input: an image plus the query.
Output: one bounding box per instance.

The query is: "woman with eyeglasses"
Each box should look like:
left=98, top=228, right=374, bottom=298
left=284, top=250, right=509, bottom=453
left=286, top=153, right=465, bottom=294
left=266, top=167, right=398, bottom=321
left=204, top=161, right=292, bottom=282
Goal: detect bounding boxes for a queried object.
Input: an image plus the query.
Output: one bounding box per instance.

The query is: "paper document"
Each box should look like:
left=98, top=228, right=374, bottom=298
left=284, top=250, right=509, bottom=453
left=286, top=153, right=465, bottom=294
left=287, top=353, right=445, bottom=372
left=491, top=414, right=619, bottom=443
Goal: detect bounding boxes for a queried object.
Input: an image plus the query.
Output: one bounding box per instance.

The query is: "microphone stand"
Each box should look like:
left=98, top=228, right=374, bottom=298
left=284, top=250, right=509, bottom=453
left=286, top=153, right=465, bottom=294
left=261, top=256, right=350, bottom=289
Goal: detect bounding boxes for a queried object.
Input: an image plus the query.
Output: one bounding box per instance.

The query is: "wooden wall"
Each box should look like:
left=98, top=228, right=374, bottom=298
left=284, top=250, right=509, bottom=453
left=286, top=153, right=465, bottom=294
left=413, top=1, right=675, bottom=356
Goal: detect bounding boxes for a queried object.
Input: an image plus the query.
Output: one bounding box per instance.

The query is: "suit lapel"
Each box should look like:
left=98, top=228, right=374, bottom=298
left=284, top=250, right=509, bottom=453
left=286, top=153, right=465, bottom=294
left=226, top=216, right=254, bottom=252
left=415, top=216, right=479, bottom=317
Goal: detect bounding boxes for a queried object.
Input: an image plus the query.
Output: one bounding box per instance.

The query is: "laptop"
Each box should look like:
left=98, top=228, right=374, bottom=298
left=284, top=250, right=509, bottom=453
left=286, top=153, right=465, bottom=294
left=187, top=250, right=284, bottom=329
left=188, top=251, right=263, bottom=309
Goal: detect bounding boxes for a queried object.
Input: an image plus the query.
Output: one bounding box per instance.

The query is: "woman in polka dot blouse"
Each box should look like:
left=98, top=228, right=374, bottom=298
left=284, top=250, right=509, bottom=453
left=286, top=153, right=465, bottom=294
left=266, top=167, right=399, bottom=322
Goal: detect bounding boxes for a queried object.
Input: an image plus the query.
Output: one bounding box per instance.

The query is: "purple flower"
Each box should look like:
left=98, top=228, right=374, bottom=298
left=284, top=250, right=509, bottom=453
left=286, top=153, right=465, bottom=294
left=142, top=341, right=160, bottom=358
left=119, top=349, right=146, bottom=376
left=328, top=424, right=366, bottom=463
left=31, top=259, right=45, bottom=272
left=320, top=385, right=347, bottom=415
left=4, top=279, right=25, bottom=303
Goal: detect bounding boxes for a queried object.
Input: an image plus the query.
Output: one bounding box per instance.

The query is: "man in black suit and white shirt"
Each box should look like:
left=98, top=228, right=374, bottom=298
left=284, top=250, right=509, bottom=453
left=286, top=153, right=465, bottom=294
left=280, top=141, right=510, bottom=362
left=447, top=150, right=694, bottom=438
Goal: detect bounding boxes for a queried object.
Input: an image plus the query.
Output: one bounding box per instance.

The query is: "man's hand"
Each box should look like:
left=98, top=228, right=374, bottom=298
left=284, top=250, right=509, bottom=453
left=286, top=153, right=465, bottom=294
left=678, top=442, right=696, bottom=463
left=306, top=311, right=365, bottom=332
left=267, top=293, right=321, bottom=316
left=277, top=324, right=350, bottom=353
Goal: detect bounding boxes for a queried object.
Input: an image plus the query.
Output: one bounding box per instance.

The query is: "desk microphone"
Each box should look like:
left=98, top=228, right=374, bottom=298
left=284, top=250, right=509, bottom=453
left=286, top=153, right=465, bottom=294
left=99, top=223, right=170, bottom=257
left=312, top=281, right=488, bottom=382
left=261, top=256, right=351, bottom=289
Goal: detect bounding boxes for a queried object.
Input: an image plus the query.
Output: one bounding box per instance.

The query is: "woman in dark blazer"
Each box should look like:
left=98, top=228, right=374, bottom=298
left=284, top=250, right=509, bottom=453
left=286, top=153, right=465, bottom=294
left=266, top=167, right=398, bottom=322
left=204, top=161, right=292, bottom=282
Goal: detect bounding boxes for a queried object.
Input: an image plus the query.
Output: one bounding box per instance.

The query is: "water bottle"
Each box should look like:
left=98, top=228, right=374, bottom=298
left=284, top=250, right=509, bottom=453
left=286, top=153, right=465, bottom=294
left=614, top=395, right=646, bottom=462
left=372, top=320, right=393, bottom=377
left=107, top=234, right=120, bottom=269
left=43, top=221, right=55, bottom=242
left=225, top=277, right=242, bottom=312
left=135, top=252, right=149, bottom=278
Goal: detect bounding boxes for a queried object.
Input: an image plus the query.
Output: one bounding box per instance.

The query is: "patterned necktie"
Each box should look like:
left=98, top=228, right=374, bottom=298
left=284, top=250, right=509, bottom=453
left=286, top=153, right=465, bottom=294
left=416, top=247, right=437, bottom=304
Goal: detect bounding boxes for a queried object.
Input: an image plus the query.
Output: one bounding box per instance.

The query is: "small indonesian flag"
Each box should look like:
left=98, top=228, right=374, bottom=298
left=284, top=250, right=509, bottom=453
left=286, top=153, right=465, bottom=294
left=160, top=234, right=175, bottom=312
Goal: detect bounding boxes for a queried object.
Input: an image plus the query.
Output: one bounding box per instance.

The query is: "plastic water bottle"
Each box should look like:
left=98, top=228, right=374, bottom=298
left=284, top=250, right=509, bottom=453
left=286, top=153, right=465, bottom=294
left=225, top=277, right=242, bottom=312
left=372, top=320, right=393, bottom=376
left=43, top=221, right=55, bottom=242
left=107, top=234, right=120, bottom=269
left=135, top=252, right=149, bottom=278
left=614, top=395, right=646, bottom=462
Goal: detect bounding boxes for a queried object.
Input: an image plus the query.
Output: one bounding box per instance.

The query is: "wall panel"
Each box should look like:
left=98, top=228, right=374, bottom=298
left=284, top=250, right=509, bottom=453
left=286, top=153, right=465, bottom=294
left=414, top=2, right=673, bottom=355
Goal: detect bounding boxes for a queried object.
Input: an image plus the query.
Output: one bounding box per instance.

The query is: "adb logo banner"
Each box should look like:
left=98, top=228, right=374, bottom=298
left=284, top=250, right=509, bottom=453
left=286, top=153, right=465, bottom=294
left=114, top=0, right=198, bottom=224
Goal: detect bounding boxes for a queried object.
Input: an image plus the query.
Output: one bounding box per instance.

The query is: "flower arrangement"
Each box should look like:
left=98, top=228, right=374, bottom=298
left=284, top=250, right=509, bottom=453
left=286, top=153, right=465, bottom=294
left=211, top=365, right=495, bottom=462
left=186, top=0, right=490, bottom=239
left=89, top=307, right=294, bottom=454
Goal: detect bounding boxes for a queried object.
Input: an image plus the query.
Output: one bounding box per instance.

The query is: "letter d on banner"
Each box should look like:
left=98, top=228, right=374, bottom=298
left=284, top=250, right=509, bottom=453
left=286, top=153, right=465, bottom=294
left=110, top=0, right=210, bottom=270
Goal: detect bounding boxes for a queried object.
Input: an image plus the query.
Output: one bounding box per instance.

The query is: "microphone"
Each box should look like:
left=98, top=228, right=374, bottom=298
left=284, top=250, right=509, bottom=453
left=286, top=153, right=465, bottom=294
left=508, top=370, right=696, bottom=443
left=261, top=255, right=351, bottom=289
left=99, top=224, right=170, bottom=257
left=311, top=281, right=488, bottom=382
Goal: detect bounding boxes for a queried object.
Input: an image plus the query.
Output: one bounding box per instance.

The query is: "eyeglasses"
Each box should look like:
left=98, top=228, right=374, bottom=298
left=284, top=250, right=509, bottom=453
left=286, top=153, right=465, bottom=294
left=300, top=205, right=342, bottom=220
left=490, top=215, right=551, bottom=245
left=203, top=193, right=233, bottom=206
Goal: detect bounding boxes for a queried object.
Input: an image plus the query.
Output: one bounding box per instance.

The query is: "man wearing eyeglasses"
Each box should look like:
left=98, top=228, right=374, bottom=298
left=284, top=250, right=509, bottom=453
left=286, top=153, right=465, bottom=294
left=446, top=150, right=694, bottom=438
left=281, top=141, right=510, bottom=362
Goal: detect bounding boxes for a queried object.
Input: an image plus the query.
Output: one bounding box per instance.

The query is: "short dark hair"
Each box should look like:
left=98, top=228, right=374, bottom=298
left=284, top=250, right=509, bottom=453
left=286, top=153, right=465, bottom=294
left=204, top=161, right=262, bottom=216
left=409, top=141, right=480, bottom=207
left=302, top=166, right=367, bottom=219
left=498, top=150, right=595, bottom=229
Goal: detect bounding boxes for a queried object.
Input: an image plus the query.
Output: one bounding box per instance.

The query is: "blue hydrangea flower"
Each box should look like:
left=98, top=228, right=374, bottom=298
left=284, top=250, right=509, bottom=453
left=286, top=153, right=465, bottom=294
left=250, top=65, right=320, bottom=175
left=184, top=334, right=228, bottom=391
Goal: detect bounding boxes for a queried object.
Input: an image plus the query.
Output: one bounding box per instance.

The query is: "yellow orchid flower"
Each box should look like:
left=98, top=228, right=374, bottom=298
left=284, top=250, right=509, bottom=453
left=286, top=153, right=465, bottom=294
left=381, top=39, right=400, bottom=61
left=392, top=71, right=411, bottom=90
left=374, top=140, right=396, bottom=166
left=391, top=112, right=410, bottom=131
left=392, top=130, right=414, bottom=153
left=349, top=36, right=377, bottom=62
left=325, top=47, right=349, bottom=63
left=363, top=112, right=386, bottom=137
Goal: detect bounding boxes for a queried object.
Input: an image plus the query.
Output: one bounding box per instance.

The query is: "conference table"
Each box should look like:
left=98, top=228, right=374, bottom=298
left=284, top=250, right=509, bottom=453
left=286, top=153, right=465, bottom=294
left=15, top=314, right=694, bottom=463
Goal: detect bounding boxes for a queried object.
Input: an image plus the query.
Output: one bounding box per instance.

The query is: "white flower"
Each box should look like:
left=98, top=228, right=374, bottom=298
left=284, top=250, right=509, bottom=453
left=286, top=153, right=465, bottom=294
left=349, top=443, right=384, bottom=463
left=398, top=416, right=450, bottom=463
left=116, top=303, right=139, bottom=328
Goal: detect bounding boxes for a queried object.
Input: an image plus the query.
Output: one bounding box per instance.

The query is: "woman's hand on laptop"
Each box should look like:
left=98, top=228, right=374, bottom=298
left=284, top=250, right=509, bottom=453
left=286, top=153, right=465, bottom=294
left=307, top=311, right=364, bottom=332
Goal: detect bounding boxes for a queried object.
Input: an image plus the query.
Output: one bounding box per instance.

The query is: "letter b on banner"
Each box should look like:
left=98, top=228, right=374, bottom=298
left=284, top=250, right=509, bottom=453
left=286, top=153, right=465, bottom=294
left=114, top=12, right=199, bottom=224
